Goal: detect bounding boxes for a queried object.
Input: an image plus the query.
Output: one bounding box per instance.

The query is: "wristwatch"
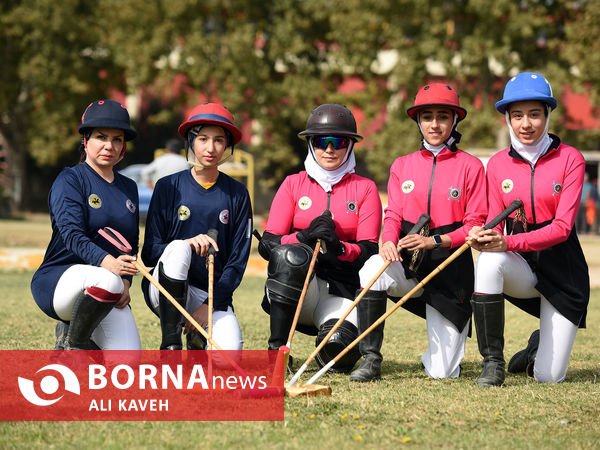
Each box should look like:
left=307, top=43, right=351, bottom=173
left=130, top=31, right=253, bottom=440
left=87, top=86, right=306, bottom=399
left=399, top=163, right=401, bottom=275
left=432, top=234, right=443, bottom=249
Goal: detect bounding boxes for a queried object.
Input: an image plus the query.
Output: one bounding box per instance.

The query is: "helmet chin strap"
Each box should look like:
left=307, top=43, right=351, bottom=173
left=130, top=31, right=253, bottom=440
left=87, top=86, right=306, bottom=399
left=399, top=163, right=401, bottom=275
left=187, top=148, right=234, bottom=169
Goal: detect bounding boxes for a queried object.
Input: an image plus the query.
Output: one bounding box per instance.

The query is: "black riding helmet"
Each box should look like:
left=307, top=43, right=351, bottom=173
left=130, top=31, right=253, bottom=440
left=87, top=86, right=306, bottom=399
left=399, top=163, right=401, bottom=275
left=298, top=104, right=363, bottom=141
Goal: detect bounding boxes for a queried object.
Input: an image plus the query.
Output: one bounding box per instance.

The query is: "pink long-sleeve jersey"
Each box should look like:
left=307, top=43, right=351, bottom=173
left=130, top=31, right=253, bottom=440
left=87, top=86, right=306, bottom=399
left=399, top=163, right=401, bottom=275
left=265, top=171, right=382, bottom=263
left=383, top=148, right=487, bottom=247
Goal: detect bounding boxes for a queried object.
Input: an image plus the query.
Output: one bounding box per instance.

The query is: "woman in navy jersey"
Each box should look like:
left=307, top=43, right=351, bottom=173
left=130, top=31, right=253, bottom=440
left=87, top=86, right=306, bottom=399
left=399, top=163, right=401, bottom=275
left=468, top=72, right=589, bottom=386
left=141, top=103, right=252, bottom=352
left=352, top=84, right=487, bottom=382
left=31, top=100, right=141, bottom=350
left=259, top=104, right=382, bottom=373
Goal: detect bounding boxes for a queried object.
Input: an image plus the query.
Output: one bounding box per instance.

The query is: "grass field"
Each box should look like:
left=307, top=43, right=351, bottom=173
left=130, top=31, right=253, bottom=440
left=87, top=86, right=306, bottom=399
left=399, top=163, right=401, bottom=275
left=0, top=267, right=599, bottom=449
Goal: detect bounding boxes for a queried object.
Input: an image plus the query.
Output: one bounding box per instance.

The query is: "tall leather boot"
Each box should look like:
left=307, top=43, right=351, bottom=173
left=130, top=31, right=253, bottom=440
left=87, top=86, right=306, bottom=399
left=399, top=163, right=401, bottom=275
left=471, top=293, right=505, bottom=387
left=267, top=294, right=297, bottom=351
left=267, top=294, right=297, bottom=373
left=158, top=263, right=188, bottom=350
left=64, top=291, right=116, bottom=350
left=349, top=289, right=387, bottom=382
left=508, top=329, right=539, bottom=375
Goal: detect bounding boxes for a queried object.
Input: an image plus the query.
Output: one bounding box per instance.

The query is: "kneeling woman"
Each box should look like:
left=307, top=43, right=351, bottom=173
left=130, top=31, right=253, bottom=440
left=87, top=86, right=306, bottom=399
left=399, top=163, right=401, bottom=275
left=31, top=100, right=141, bottom=350
left=259, top=104, right=382, bottom=372
left=354, top=84, right=486, bottom=381
left=469, top=72, right=589, bottom=386
left=141, top=103, right=252, bottom=351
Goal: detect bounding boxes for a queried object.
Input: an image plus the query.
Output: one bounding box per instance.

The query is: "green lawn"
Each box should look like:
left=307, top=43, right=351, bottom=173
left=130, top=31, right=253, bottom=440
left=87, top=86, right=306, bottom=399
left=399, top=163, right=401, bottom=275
left=0, top=270, right=599, bottom=449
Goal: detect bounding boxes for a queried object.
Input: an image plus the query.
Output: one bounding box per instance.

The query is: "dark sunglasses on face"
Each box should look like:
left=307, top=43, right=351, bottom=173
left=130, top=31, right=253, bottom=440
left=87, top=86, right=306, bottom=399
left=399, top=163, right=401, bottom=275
left=313, top=136, right=350, bottom=150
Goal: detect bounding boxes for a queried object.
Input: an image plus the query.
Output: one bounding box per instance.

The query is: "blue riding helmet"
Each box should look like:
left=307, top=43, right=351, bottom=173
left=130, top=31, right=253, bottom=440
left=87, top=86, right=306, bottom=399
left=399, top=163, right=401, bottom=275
left=495, top=72, right=558, bottom=114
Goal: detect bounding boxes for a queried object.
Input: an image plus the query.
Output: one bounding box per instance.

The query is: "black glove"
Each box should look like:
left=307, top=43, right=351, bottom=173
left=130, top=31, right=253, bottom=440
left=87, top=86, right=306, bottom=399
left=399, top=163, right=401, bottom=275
left=297, top=213, right=338, bottom=246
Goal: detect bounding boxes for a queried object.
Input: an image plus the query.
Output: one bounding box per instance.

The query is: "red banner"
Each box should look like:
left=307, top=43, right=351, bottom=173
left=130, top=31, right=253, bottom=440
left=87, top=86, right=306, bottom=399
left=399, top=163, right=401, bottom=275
left=0, top=350, right=284, bottom=421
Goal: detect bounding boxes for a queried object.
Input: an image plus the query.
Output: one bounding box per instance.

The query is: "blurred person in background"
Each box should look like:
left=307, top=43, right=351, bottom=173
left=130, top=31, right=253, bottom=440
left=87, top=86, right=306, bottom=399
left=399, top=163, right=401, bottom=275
left=141, top=138, right=188, bottom=189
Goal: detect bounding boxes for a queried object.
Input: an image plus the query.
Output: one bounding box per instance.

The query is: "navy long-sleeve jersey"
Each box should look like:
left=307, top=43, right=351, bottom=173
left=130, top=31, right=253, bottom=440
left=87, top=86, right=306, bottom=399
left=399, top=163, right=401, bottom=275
left=31, top=162, right=139, bottom=319
left=141, top=170, right=252, bottom=311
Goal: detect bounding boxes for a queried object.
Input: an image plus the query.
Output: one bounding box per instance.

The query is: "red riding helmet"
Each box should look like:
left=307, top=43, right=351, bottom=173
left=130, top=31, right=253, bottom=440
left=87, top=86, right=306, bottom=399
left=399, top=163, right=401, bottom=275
left=407, top=83, right=467, bottom=122
left=178, top=103, right=243, bottom=145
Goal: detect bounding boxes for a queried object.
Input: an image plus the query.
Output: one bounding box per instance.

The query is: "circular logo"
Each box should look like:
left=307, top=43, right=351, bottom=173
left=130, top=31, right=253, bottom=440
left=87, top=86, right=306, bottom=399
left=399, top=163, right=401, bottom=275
left=88, top=194, right=102, bottom=209
left=126, top=199, right=136, bottom=213
left=346, top=200, right=357, bottom=214
left=501, top=179, right=514, bottom=193
left=448, top=187, right=461, bottom=200
left=18, top=364, right=80, bottom=406
left=402, top=180, right=415, bottom=194
left=178, top=206, right=190, bottom=221
left=219, top=209, right=230, bottom=224
left=553, top=181, right=562, bottom=195
left=298, top=196, right=312, bottom=210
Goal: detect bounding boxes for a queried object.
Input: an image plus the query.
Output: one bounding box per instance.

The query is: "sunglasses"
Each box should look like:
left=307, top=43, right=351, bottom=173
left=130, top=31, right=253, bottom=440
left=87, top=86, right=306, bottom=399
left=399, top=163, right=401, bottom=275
left=313, top=136, right=350, bottom=150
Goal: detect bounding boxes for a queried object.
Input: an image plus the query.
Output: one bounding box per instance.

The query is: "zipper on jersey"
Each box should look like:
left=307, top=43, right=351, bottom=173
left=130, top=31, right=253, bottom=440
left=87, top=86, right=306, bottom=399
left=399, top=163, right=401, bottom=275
left=530, top=165, right=537, bottom=225
left=427, top=155, right=437, bottom=217
left=327, top=191, right=332, bottom=212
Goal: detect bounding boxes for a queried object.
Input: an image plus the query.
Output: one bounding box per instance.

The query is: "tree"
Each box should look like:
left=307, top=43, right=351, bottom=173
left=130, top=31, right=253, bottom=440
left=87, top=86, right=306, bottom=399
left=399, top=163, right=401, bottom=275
left=0, top=0, right=125, bottom=211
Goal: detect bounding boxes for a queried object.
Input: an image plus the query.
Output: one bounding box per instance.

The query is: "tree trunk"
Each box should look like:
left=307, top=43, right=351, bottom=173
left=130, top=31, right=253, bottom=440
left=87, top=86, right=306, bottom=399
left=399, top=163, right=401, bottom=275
left=0, top=126, right=26, bottom=214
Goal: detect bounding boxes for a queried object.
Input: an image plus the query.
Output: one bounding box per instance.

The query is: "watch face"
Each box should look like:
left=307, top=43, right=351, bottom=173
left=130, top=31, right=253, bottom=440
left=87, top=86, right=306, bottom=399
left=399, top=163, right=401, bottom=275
left=433, top=235, right=442, bottom=246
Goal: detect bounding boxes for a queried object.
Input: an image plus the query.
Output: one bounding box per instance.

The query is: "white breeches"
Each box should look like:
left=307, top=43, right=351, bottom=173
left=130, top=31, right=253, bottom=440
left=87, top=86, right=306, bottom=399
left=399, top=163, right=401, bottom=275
left=53, top=265, right=141, bottom=350
left=475, top=251, right=578, bottom=383
left=147, top=240, right=243, bottom=351
left=359, top=255, right=468, bottom=379
left=298, top=277, right=358, bottom=328
left=266, top=276, right=358, bottom=329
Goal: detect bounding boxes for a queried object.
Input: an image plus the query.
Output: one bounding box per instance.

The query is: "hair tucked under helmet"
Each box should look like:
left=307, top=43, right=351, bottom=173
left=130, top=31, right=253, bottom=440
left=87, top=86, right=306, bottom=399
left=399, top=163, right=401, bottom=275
left=78, top=99, right=137, bottom=161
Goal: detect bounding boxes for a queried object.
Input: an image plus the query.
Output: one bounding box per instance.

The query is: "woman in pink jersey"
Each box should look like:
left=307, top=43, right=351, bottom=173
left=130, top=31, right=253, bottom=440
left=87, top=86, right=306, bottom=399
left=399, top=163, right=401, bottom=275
left=469, top=72, right=589, bottom=386
left=351, top=84, right=487, bottom=382
left=258, top=104, right=382, bottom=373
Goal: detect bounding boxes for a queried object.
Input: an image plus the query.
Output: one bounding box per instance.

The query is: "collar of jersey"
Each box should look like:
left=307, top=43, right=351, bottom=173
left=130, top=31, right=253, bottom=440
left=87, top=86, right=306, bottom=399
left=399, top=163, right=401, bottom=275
left=508, top=134, right=561, bottom=163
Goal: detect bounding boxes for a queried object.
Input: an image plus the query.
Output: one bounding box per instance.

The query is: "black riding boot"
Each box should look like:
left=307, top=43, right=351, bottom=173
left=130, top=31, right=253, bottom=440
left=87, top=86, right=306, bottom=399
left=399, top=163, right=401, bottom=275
left=471, top=293, right=505, bottom=387
left=267, top=293, right=297, bottom=350
left=64, top=291, right=116, bottom=350
left=349, top=289, right=387, bottom=382
left=508, top=329, right=539, bottom=375
left=158, top=263, right=188, bottom=350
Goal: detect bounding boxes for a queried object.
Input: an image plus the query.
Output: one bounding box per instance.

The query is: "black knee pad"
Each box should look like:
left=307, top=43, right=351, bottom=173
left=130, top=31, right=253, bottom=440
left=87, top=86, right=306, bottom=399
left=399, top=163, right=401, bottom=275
left=315, top=319, right=361, bottom=373
left=265, top=243, right=313, bottom=306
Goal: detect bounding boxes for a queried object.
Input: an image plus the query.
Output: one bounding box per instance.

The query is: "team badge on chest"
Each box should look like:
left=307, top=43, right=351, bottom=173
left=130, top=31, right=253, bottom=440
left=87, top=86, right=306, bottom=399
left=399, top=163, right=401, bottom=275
left=346, top=200, right=358, bottom=214
left=178, top=206, right=190, bottom=221
left=126, top=199, right=136, bottom=213
left=502, top=179, right=514, bottom=193
left=219, top=209, right=230, bottom=224
left=298, top=196, right=312, bottom=210
left=448, top=186, right=461, bottom=200
left=552, top=181, right=562, bottom=196
left=88, top=194, right=102, bottom=209
left=402, top=180, right=415, bottom=194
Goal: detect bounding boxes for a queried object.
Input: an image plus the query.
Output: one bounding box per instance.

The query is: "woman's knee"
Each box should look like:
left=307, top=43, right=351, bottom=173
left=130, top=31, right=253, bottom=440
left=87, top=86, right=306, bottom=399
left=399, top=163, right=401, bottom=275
left=94, top=269, right=125, bottom=296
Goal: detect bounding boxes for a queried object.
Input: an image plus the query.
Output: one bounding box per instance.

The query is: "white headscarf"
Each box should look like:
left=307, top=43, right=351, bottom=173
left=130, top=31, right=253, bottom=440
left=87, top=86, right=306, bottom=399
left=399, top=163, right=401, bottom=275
left=505, top=105, right=553, bottom=166
left=304, top=138, right=356, bottom=192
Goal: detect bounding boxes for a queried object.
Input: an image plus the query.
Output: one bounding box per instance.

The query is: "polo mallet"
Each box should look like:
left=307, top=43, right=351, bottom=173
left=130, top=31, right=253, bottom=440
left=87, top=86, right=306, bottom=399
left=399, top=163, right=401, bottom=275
left=97, top=227, right=251, bottom=380
left=206, top=229, right=218, bottom=351
left=303, top=199, right=524, bottom=386
left=287, top=213, right=431, bottom=388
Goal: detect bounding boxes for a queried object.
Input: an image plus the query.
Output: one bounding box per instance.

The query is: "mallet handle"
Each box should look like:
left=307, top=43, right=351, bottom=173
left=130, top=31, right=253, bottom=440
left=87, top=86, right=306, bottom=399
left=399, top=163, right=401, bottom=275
left=133, top=260, right=249, bottom=378
left=286, top=240, right=321, bottom=348
left=305, top=202, right=522, bottom=385
left=287, top=214, right=430, bottom=388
